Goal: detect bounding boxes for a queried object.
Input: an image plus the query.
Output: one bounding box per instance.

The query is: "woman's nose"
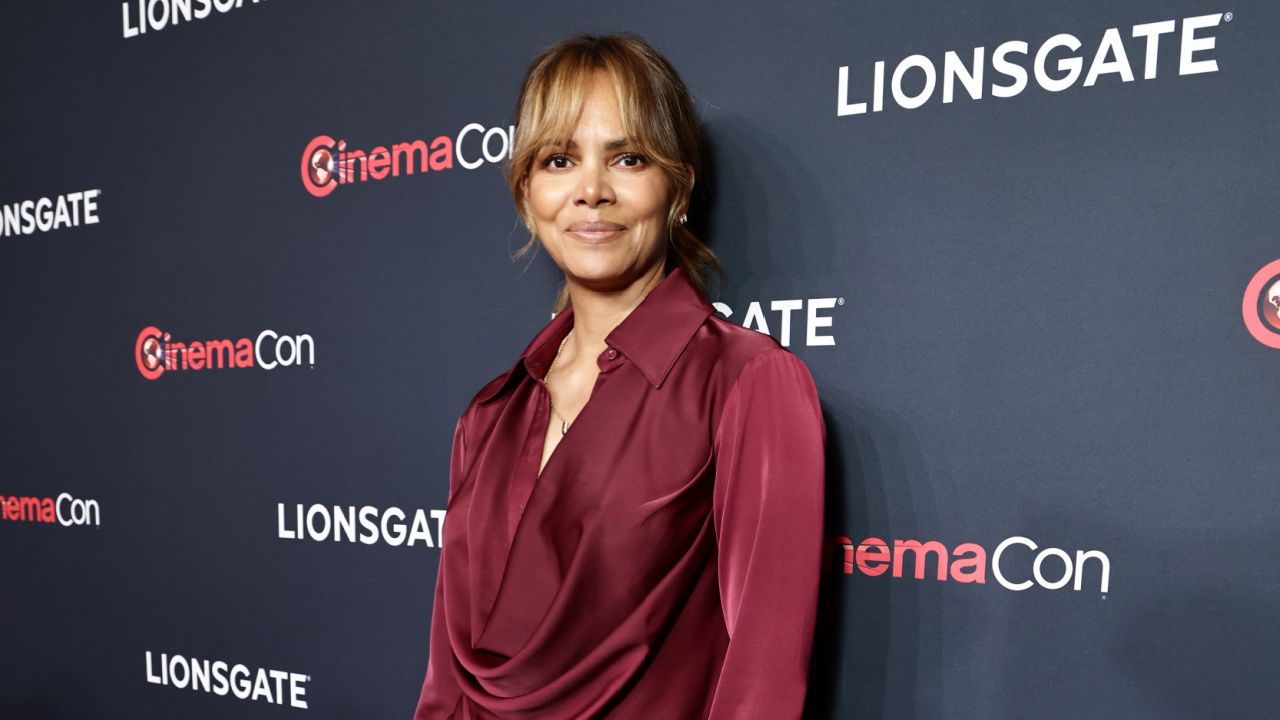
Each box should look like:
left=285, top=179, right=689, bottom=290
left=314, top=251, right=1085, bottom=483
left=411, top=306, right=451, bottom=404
left=574, top=163, right=615, bottom=207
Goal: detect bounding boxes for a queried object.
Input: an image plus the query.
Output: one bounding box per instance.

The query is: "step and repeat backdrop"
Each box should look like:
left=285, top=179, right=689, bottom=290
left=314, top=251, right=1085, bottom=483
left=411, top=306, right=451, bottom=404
left=2, top=1, right=1277, bottom=718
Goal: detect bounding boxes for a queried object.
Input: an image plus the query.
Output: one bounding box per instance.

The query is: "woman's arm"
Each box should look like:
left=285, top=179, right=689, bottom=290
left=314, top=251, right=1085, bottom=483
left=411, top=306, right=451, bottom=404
left=412, top=415, right=468, bottom=720
left=708, top=348, right=827, bottom=720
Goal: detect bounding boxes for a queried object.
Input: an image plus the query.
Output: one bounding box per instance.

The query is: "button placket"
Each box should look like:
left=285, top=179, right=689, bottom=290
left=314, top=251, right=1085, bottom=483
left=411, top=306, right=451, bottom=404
left=598, top=346, right=623, bottom=371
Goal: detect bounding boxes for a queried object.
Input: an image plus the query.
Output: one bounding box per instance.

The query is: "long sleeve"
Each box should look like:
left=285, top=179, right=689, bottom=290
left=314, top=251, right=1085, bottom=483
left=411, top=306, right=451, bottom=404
left=707, top=348, right=827, bottom=720
left=413, top=415, right=468, bottom=720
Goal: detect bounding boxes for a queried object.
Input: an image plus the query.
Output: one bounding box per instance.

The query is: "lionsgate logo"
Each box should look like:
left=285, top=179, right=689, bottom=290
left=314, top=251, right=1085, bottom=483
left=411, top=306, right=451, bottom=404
left=135, top=326, right=315, bottom=380
left=277, top=503, right=447, bottom=548
left=122, top=0, right=270, bottom=39
left=1, top=492, right=101, bottom=527
left=826, top=534, right=1112, bottom=594
left=837, top=12, right=1229, bottom=116
left=145, top=650, right=309, bottom=709
left=713, top=296, right=843, bottom=347
left=301, top=125, right=513, bottom=197
left=1, top=188, right=100, bottom=237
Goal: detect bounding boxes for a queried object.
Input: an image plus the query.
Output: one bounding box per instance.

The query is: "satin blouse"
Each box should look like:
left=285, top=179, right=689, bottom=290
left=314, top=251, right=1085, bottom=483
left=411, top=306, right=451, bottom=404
left=413, top=266, right=826, bottom=719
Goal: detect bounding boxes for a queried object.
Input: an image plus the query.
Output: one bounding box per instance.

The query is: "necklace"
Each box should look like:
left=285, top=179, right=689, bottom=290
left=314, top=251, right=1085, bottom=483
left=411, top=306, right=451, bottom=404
left=544, top=328, right=574, bottom=434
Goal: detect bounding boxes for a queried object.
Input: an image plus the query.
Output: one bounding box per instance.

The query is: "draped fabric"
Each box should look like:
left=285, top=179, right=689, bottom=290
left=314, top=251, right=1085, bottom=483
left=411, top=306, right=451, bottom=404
left=412, top=267, right=827, bottom=719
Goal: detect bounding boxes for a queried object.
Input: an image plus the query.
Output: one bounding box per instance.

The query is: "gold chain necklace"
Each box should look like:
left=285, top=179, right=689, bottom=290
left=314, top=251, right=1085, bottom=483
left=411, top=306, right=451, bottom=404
left=544, top=328, right=574, bottom=434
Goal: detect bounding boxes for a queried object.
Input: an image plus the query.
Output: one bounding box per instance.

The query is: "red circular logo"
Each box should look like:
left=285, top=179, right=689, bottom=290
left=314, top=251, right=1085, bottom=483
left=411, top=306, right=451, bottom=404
left=135, top=326, right=165, bottom=380
left=1241, top=259, right=1280, bottom=349
left=301, top=135, right=338, bottom=198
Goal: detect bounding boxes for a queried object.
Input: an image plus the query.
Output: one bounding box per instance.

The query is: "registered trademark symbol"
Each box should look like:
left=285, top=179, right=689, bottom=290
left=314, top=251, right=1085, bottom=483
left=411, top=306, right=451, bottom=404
left=1224, top=11, right=1232, bottom=21
left=837, top=297, right=845, bottom=306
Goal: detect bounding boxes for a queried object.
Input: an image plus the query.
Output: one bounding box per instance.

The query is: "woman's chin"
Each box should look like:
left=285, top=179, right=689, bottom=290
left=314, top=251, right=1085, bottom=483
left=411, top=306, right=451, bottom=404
left=562, top=262, right=649, bottom=291
left=554, top=247, right=665, bottom=291
left=566, top=266, right=626, bottom=286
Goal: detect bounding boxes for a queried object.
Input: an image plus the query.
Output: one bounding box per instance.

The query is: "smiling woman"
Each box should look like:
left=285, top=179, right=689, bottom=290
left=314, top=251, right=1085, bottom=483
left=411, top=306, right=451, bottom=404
left=508, top=33, right=719, bottom=315
left=412, top=33, right=827, bottom=720
left=521, top=71, right=674, bottom=297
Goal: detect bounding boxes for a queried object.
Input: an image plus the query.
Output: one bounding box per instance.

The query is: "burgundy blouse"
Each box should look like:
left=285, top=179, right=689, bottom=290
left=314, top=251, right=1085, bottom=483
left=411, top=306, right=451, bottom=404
left=412, top=266, right=826, bottom=719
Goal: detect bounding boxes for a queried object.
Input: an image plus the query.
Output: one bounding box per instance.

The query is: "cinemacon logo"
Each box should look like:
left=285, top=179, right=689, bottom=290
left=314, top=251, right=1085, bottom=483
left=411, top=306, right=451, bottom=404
left=1, top=493, right=100, bottom=527
left=145, top=650, right=308, bottom=710
left=301, top=125, right=512, bottom=197
left=135, top=326, right=314, bottom=380
left=1241, top=258, right=1280, bottom=349
left=827, top=535, right=1112, bottom=593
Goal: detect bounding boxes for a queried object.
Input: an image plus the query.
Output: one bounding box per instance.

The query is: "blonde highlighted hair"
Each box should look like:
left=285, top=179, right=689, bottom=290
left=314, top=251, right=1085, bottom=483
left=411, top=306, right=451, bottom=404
left=506, top=33, right=724, bottom=313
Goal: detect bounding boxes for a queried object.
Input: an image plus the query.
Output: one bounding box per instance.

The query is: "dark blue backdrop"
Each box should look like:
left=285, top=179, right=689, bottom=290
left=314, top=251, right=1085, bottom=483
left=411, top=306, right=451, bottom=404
left=2, top=1, right=1278, bottom=718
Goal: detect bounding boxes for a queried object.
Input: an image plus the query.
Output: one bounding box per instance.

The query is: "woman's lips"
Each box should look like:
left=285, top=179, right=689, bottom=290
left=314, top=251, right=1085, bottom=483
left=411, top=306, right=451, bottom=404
left=566, top=222, right=626, bottom=243
left=568, top=229, right=624, bottom=242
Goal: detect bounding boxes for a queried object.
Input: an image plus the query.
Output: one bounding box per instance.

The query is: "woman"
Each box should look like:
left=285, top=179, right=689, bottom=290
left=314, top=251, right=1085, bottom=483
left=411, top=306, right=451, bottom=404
left=413, top=33, right=826, bottom=719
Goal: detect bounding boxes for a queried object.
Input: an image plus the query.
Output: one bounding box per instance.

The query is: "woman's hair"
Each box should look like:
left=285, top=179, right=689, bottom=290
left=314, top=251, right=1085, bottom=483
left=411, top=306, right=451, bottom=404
left=506, top=32, right=724, bottom=313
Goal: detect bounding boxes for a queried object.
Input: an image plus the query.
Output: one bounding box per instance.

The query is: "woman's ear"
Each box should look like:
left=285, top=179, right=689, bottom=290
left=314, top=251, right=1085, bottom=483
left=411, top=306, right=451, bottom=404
left=677, top=164, right=695, bottom=219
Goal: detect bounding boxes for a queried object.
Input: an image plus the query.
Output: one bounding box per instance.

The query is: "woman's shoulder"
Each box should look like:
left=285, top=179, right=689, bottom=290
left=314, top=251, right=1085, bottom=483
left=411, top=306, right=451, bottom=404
left=693, top=314, right=823, bottom=409
left=701, top=312, right=804, bottom=373
left=464, top=363, right=521, bottom=412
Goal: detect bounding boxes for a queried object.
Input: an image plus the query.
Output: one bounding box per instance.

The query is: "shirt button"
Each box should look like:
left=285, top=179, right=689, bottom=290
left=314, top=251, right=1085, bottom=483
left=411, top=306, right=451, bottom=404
left=606, top=348, right=618, bottom=360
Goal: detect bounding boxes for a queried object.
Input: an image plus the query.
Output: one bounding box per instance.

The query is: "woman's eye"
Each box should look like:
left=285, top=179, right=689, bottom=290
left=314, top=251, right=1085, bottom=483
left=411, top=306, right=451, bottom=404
left=541, top=153, right=570, bottom=169
left=539, top=152, right=646, bottom=169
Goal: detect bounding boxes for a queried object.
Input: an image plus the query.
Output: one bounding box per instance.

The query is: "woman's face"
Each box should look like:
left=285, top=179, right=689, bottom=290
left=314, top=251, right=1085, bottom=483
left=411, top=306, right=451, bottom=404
left=524, top=70, right=677, bottom=294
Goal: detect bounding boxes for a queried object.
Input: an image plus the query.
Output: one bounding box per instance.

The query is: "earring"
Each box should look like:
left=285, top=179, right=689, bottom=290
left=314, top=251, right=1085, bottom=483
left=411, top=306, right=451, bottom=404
left=679, top=213, right=688, bottom=224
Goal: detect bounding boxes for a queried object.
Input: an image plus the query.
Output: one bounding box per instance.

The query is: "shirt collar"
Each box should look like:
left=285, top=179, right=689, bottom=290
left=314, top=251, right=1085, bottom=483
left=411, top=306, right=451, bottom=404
left=476, top=266, right=714, bottom=404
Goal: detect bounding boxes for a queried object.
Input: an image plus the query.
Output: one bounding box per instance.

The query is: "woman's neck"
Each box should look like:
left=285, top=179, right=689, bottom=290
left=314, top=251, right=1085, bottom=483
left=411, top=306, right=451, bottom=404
left=562, top=263, right=667, bottom=364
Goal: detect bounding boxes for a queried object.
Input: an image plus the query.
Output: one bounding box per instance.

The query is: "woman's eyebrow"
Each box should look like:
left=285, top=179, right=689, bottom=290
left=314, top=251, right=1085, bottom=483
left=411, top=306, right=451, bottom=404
left=552, top=137, right=632, bottom=150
